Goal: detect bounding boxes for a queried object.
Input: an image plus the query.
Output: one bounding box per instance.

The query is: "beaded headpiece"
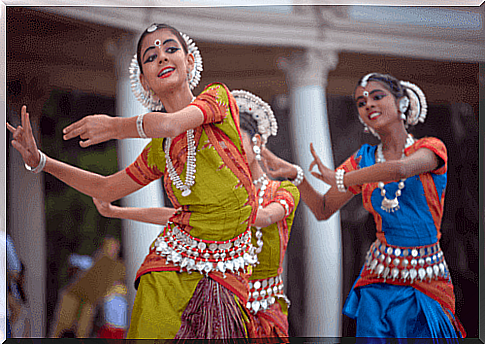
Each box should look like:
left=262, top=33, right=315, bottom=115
left=400, top=81, right=427, bottom=127
left=129, top=28, right=203, bottom=111
left=232, top=90, right=278, bottom=146
left=358, top=73, right=428, bottom=130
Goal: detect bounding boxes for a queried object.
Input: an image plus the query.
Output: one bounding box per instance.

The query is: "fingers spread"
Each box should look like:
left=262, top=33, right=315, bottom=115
left=63, top=117, right=85, bottom=135
left=309, top=160, right=317, bottom=171
left=79, top=140, right=93, bottom=148
left=311, top=171, right=324, bottom=181
left=310, top=143, right=321, bottom=162
left=63, top=126, right=85, bottom=140
left=6, top=122, right=17, bottom=133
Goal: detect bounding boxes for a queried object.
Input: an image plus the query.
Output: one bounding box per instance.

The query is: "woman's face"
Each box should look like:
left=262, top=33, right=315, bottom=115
left=138, top=29, right=194, bottom=95
left=354, top=80, right=400, bottom=130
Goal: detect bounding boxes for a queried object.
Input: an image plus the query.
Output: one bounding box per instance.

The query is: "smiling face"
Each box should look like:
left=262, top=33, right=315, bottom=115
left=354, top=80, right=402, bottom=131
left=138, top=28, right=194, bottom=96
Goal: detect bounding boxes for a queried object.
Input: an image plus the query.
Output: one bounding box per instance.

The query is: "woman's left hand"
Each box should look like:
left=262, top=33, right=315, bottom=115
left=309, top=143, right=337, bottom=187
left=6, top=105, right=42, bottom=168
left=63, top=114, right=117, bottom=147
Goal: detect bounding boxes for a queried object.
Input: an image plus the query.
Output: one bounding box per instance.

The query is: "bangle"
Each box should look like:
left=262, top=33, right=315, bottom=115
left=25, top=150, right=46, bottom=174
left=335, top=169, right=347, bottom=193
left=136, top=113, right=148, bottom=139
left=289, top=165, right=304, bottom=187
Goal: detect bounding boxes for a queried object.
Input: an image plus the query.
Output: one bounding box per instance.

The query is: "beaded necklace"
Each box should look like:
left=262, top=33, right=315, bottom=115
left=253, top=174, right=269, bottom=256
left=165, top=97, right=197, bottom=197
left=376, top=134, right=415, bottom=213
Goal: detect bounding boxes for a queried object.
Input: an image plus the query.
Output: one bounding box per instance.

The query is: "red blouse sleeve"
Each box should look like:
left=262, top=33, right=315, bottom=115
left=269, top=185, right=297, bottom=218
left=407, top=137, right=448, bottom=175
left=190, top=84, right=229, bottom=125
left=336, top=151, right=362, bottom=195
left=125, top=143, right=163, bottom=186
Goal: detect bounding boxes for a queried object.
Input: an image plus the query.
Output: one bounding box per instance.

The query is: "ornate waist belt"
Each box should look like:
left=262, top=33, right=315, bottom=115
left=152, top=223, right=258, bottom=277
left=246, top=274, right=290, bottom=314
left=365, top=239, right=450, bottom=283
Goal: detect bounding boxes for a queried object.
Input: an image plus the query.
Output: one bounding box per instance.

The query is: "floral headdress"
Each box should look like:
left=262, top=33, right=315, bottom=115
left=232, top=90, right=278, bottom=146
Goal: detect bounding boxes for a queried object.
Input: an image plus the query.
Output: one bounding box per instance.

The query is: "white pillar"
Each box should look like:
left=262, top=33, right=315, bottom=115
left=279, top=49, right=342, bottom=337
left=7, top=117, right=46, bottom=338
left=111, top=36, right=165, bottom=319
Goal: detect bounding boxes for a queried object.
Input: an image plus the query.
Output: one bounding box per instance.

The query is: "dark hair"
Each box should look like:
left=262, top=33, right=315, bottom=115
left=136, top=23, right=189, bottom=74
left=355, top=73, right=406, bottom=100
left=239, top=112, right=259, bottom=138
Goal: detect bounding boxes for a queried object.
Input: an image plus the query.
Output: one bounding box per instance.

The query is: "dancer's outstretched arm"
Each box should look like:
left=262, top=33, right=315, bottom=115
left=7, top=105, right=143, bottom=202
left=93, top=197, right=286, bottom=229
left=62, top=105, right=204, bottom=147
left=262, top=148, right=352, bottom=221
left=262, top=143, right=439, bottom=221
left=93, top=198, right=177, bottom=225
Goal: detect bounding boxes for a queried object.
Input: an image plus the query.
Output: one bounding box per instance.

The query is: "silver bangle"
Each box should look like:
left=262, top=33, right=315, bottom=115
left=335, top=169, right=347, bottom=193
left=289, top=165, right=304, bottom=187
left=25, top=150, right=46, bottom=174
left=136, top=113, right=148, bottom=139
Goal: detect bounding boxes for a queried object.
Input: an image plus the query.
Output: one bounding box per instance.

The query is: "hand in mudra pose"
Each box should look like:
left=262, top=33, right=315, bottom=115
left=63, top=114, right=118, bottom=148
left=6, top=105, right=42, bottom=169
left=261, top=143, right=337, bottom=188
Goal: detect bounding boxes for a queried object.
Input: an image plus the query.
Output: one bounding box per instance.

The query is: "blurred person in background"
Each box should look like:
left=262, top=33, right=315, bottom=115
left=6, top=233, right=32, bottom=338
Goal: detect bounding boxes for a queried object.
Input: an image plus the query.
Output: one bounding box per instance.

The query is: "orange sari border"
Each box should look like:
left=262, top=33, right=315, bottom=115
left=135, top=249, right=251, bottom=304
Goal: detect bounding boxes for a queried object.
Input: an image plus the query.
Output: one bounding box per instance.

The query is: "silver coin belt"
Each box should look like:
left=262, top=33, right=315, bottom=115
left=246, top=275, right=290, bottom=314
left=365, top=239, right=450, bottom=283
left=152, top=223, right=258, bottom=278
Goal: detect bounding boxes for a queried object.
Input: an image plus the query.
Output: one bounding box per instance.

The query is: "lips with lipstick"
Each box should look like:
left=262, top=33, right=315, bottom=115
left=369, top=111, right=381, bottom=120
left=158, top=67, right=175, bottom=78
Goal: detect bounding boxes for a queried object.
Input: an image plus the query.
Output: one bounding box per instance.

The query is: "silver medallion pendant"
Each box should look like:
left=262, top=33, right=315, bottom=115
left=181, top=188, right=191, bottom=197
left=381, top=196, right=400, bottom=213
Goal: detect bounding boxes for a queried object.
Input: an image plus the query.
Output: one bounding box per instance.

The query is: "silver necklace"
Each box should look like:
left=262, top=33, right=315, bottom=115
left=165, top=97, right=197, bottom=197
left=376, top=134, right=414, bottom=213
left=253, top=176, right=269, bottom=256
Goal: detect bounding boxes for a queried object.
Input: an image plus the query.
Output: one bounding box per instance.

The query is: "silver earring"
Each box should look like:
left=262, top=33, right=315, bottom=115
left=363, top=125, right=370, bottom=133
left=399, top=97, right=410, bottom=113
left=401, top=113, right=407, bottom=120
left=253, top=145, right=261, bottom=160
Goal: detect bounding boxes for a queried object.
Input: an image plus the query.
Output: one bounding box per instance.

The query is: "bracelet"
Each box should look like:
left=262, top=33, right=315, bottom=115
left=289, top=165, right=304, bottom=187
left=335, top=169, right=347, bottom=193
left=25, top=150, right=46, bottom=174
left=136, top=113, right=148, bottom=139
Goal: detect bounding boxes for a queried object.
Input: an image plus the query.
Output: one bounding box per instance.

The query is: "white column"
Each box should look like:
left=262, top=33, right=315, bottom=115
left=279, top=49, right=342, bottom=337
left=7, top=117, right=46, bottom=338
left=111, top=36, right=165, bottom=319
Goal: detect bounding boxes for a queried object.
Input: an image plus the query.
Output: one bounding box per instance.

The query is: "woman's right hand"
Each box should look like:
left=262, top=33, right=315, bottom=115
left=6, top=105, right=42, bottom=169
left=261, top=147, right=299, bottom=180
left=93, top=198, right=116, bottom=218
left=63, top=114, right=118, bottom=147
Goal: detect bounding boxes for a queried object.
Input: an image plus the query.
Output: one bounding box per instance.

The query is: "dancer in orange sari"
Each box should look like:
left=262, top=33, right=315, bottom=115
left=8, top=23, right=259, bottom=339
left=92, top=90, right=300, bottom=340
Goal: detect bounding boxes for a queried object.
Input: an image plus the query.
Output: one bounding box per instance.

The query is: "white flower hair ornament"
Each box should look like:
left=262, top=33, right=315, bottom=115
left=232, top=90, right=278, bottom=146
left=129, top=31, right=203, bottom=111
left=400, top=80, right=428, bottom=128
